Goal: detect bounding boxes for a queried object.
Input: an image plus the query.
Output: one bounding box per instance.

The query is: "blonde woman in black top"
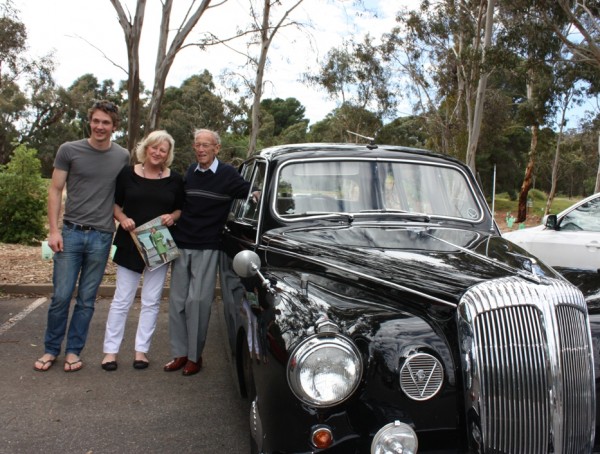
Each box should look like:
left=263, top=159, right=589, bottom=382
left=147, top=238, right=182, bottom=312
left=102, top=130, right=184, bottom=371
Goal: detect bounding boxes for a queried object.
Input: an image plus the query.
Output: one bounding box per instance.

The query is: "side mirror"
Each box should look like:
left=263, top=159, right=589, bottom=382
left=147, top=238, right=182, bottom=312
left=545, top=214, right=558, bottom=230
left=233, top=250, right=261, bottom=278
left=233, top=250, right=274, bottom=293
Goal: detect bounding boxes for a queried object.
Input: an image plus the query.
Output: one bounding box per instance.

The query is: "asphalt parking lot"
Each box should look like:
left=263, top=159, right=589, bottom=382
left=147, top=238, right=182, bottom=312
left=0, top=292, right=250, bottom=454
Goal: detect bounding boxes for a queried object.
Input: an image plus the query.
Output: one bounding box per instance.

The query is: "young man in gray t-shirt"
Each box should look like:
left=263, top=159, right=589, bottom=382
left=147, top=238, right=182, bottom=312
left=34, top=100, right=129, bottom=373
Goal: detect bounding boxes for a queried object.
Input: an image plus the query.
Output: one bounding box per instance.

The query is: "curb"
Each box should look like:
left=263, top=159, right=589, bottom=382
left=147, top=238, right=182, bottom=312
left=0, top=284, right=126, bottom=297
left=0, top=284, right=222, bottom=299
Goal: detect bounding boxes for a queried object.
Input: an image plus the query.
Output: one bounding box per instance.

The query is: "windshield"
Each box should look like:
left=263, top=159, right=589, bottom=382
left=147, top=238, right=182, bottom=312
left=274, top=159, right=483, bottom=222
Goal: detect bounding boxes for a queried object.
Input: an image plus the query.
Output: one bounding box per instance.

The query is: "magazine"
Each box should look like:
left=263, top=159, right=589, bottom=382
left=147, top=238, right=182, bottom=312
left=130, top=216, right=179, bottom=271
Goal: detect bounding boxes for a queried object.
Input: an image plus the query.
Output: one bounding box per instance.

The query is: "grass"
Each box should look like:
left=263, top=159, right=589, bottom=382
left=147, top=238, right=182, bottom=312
left=492, top=190, right=582, bottom=225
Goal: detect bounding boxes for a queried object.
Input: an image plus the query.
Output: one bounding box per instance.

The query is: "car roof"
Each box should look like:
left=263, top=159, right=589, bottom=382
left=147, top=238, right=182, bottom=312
left=253, top=143, right=467, bottom=168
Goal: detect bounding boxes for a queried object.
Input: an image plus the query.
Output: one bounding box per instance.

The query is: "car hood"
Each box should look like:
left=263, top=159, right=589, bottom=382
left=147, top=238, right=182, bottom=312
left=262, top=223, right=561, bottom=306
left=502, top=224, right=545, bottom=241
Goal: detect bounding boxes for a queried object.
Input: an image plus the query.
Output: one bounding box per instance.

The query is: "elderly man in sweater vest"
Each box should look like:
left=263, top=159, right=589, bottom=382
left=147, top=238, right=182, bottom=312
left=164, top=129, right=252, bottom=376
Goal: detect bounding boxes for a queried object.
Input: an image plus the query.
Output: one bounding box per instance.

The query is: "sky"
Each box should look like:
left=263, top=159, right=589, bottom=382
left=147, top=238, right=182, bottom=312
left=14, top=0, right=405, bottom=125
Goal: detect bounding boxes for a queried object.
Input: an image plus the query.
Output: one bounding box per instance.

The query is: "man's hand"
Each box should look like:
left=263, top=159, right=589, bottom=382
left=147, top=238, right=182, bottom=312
left=48, top=231, right=64, bottom=253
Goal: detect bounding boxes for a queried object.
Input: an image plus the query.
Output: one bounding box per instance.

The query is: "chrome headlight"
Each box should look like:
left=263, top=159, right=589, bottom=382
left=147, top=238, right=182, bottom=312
left=371, top=421, right=418, bottom=454
left=287, top=333, right=362, bottom=407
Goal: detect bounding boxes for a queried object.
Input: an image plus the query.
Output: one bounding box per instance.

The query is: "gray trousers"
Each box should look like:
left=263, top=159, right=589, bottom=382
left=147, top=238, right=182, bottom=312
left=168, top=248, right=219, bottom=362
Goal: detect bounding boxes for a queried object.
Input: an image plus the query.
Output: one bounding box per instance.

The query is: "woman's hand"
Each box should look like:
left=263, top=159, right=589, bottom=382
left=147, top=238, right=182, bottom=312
left=161, top=213, right=175, bottom=227
left=120, top=217, right=136, bottom=231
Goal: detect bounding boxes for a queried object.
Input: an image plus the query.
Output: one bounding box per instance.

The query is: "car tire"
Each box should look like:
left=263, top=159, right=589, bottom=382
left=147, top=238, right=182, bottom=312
left=236, top=330, right=258, bottom=400
left=239, top=336, right=261, bottom=453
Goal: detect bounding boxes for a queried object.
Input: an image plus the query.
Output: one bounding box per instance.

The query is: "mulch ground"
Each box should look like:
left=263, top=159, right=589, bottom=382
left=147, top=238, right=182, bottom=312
left=1, top=213, right=541, bottom=287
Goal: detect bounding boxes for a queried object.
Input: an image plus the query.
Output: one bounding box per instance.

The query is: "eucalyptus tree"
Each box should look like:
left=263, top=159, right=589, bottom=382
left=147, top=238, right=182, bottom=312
left=308, top=104, right=382, bottom=143
left=305, top=35, right=395, bottom=138
left=375, top=116, right=428, bottom=148
left=538, top=0, right=600, bottom=72
left=245, top=0, right=306, bottom=156
left=0, top=8, right=27, bottom=87
left=0, top=80, right=27, bottom=165
left=158, top=71, right=226, bottom=173
left=538, top=0, right=600, bottom=193
left=496, top=1, right=566, bottom=222
left=277, top=121, right=309, bottom=144
left=19, top=73, right=124, bottom=176
left=0, top=6, right=36, bottom=163
left=543, top=63, right=585, bottom=215
left=260, top=97, right=307, bottom=137
left=109, top=0, right=215, bottom=152
left=203, top=0, right=306, bottom=156
left=381, top=0, right=498, bottom=169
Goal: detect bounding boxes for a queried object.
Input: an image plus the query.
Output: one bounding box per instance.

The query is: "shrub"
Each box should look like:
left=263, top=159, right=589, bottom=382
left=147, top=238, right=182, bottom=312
left=529, top=188, right=546, bottom=201
left=0, top=145, right=47, bottom=244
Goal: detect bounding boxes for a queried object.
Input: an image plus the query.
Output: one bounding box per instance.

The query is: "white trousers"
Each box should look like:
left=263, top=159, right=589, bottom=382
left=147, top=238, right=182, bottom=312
left=103, top=264, right=169, bottom=354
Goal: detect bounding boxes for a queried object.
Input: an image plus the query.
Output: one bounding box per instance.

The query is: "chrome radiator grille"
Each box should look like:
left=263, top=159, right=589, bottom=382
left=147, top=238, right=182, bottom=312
left=458, top=277, right=595, bottom=454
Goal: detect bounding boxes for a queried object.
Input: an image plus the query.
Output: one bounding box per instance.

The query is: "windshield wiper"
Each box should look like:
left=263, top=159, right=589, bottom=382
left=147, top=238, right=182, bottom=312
left=286, top=212, right=355, bottom=223
left=357, top=209, right=431, bottom=222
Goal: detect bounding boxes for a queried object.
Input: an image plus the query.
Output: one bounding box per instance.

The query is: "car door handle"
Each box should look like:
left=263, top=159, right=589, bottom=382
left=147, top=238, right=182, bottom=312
left=586, top=240, right=599, bottom=252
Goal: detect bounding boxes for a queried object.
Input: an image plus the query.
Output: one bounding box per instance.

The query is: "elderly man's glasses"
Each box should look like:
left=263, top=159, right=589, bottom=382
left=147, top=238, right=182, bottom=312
left=193, top=142, right=216, bottom=149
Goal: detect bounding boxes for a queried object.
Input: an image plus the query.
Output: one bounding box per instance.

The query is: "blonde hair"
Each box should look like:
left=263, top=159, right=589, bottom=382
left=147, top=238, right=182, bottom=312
left=135, top=130, right=175, bottom=167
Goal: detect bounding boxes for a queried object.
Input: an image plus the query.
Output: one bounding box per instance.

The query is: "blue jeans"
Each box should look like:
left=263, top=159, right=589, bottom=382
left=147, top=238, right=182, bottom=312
left=44, top=226, right=113, bottom=356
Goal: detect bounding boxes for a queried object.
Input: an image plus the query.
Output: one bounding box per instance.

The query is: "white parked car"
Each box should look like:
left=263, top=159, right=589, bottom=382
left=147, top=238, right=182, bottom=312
left=503, top=192, right=600, bottom=303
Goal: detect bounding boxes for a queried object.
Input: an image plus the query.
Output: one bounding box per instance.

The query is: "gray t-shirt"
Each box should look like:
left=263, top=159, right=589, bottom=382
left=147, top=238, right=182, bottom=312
left=54, top=139, right=130, bottom=232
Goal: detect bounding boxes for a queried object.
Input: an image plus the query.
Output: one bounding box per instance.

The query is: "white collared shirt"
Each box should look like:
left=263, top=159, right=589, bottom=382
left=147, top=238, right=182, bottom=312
left=195, top=159, right=219, bottom=174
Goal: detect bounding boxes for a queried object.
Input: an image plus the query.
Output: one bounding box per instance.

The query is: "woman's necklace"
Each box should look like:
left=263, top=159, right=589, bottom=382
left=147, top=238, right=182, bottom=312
left=142, top=164, right=163, bottom=179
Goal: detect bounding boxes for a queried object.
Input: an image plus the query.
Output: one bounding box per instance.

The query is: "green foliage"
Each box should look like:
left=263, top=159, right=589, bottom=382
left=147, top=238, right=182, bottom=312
left=0, top=145, right=47, bottom=244
left=159, top=72, right=227, bottom=173
left=308, top=103, right=382, bottom=143
left=260, top=98, right=307, bottom=136
left=277, top=121, right=309, bottom=145
left=494, top=190, right=582, bottom=220
left=376, top=116, right=428, bottom=147
left=528, top=188, right=546, bottom=201
left=305, top=35, right=396, bottom=119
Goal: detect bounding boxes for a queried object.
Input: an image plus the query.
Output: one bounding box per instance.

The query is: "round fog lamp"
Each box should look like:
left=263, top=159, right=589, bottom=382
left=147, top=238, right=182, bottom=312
left=371, top=421, right=418, bottom=454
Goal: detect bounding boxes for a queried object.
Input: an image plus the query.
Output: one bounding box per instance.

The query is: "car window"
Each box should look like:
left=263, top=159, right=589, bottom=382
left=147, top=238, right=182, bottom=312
left=276, top=161, right=368, bottom=215
left=560, top=196, right=600, bottom=232
left=275, top=159, right=482, bottom=221
left=231, top=160, right=266, bottom=225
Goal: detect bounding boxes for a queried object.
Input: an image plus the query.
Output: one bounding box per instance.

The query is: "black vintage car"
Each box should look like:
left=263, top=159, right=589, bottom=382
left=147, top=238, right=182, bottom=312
left=218, top=143, right=598, bottom=453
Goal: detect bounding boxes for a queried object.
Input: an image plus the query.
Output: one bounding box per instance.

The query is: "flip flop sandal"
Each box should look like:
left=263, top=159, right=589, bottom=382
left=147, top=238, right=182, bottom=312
left=34, top=358, right=55, bottom=372
left=64, top=359, right=83, bottom=373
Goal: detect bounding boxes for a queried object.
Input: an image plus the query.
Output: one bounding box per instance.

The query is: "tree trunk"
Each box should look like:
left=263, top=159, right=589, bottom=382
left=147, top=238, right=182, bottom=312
left=596, top=132, right=600, bottom=193
left=465, top=0, right=495, bottom=173
left=110, top=0, right=146, bottom=156
left=517, top=124, right=539, bottom=222
left=545, top=95, right=569, bottom=215
left=147, top=0, right=211, bottom=131
left=248, top=0, right=271, bottom=157
left=247, top=0, right=305, bottom=157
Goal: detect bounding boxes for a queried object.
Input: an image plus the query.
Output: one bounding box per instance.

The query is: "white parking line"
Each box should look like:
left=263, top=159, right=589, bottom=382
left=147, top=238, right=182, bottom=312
left=0, top=297, right=47, bottom=336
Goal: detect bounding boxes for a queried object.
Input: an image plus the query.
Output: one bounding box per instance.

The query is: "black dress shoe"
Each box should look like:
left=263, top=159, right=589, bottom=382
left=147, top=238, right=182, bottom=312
left=133, top=360, right=149, bottom=370
left=101, top=361, right=118, bottom=371
left=164, top=356, right=188, bottom=372
left=182, top=357, right=202, bottom=376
